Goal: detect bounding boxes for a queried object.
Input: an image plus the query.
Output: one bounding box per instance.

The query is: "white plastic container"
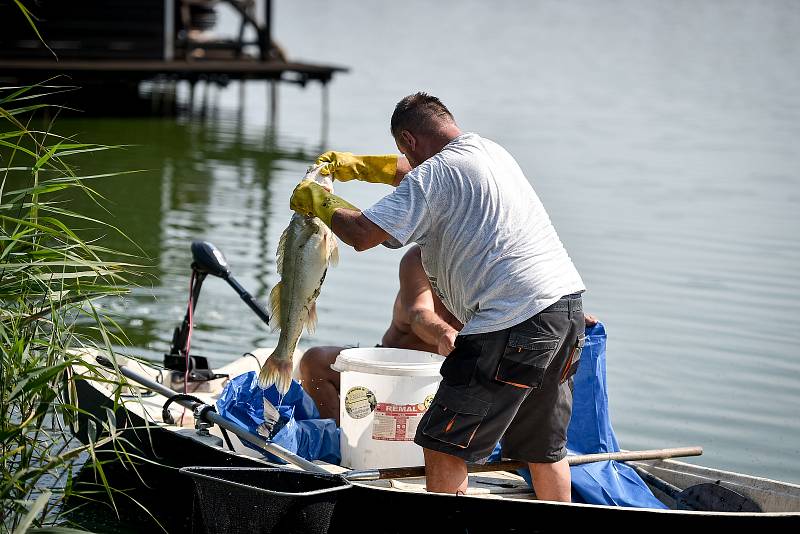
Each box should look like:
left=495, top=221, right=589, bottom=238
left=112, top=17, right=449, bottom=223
left=332, top=347, right=444, bottom=470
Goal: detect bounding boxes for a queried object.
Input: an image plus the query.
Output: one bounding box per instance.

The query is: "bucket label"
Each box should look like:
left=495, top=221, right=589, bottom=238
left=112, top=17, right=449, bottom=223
left=344, top=386, right=376, bottom=419
left=372, top=401, right=428, bottom=441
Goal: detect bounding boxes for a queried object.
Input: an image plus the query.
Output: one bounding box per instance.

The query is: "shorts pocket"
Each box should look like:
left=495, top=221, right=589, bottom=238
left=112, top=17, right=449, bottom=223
left=495, top=332, right=560, bottom=389
left=439, top=336, right=481, bottom=387
left=421, top=384, right=491, bottom=449
left=560, top=334, right=586, bottom=384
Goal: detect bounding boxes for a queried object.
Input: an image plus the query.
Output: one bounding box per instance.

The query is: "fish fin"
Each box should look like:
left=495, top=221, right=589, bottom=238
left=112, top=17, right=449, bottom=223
left=275, top=225, right=290, bottom=276
left=328, top=234, right=339, bottom=267
left=257, top=353, right=293, bottom=395
left=306, top=301, right=318, bottom=334
left=262, top=397, right=280, bottom=424
left=268, top=282, right=282, bottom=331
left=320, top=229, right=339, bottom=267
left=257, top=396, right=280, bottom=438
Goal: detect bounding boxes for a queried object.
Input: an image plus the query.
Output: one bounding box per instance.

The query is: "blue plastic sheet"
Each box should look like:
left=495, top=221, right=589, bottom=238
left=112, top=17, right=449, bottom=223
left=516, top=322, right=667, bottom=508
left=216, top=371, right=341, bottom=464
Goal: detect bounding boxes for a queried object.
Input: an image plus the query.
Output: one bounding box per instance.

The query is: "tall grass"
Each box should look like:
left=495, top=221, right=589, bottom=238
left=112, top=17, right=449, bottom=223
left=0, top=83, right=144, bottom=532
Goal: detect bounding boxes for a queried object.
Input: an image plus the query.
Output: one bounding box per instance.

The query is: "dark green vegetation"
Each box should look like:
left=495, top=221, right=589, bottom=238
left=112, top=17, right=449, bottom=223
left=0, top=82, right=149, bottom=533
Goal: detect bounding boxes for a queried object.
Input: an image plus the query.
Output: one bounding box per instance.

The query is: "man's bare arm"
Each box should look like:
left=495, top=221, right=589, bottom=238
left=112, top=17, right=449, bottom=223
left=331, top=209, right=390, bottom=252
left=409, top=308, right=458, bottom=356
left=400, top=247, right=459, bottom=355
left=326, top=156, right=409, bottom=248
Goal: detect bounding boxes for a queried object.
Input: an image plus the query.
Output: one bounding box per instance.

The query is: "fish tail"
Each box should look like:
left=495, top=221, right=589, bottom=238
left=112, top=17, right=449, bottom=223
left=257, top=353, right=294, bottom=394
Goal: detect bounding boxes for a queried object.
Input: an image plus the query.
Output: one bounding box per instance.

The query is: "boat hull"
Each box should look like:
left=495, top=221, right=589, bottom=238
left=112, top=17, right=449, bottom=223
left=69, top=351, right=800, bottom=532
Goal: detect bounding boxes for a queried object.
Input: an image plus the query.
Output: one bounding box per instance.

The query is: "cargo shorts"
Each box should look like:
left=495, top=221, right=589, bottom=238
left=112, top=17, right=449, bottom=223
left=414, top=293, right=586, bottom=464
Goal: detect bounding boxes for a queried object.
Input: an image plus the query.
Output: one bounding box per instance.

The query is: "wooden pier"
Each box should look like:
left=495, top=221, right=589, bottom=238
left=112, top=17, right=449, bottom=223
left=0, top=0, right=348, bottom=115
left=0, top=58, right=347, bottom=86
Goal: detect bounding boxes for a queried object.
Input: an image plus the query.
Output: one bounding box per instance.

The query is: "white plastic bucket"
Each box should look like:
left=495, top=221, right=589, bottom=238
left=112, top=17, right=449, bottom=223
left=332, top=348, right=444, bottom=470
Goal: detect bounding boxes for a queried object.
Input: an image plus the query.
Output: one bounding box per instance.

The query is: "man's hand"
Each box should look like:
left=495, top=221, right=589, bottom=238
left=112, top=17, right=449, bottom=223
left=290, top=180, right=359, bottom=228
left=315, top=151, right=398, bottom=185
left=438, top=330, right=457, bottom=357
left=585, top=313, right=598, bottom=327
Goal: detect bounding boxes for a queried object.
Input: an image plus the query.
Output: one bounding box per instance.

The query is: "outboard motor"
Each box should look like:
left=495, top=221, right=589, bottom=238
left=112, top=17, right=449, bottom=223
left=164, top=240, right=271, bottom=381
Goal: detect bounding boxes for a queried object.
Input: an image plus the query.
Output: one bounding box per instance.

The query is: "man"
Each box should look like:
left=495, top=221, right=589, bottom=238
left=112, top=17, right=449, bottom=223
left=290, top=92, right=586, bottom=502
left=300, top=246, right=597, bottom=423
left=299, top=244, right=462, bottom=424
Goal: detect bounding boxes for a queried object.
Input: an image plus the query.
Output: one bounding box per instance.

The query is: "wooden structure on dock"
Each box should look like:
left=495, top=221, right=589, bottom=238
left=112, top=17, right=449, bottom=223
left=0, top=0, right=347, bottom=113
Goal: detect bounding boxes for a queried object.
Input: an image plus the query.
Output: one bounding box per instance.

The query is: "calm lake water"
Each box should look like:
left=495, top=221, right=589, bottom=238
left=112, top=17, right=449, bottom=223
left=60, top=0, right=799, bottom=484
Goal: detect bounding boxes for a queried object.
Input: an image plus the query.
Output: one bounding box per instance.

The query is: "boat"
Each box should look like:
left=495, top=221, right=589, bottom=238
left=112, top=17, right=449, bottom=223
left=70, top=349, right=800, bottom=533
left=67, top=241, right=800, bottom=532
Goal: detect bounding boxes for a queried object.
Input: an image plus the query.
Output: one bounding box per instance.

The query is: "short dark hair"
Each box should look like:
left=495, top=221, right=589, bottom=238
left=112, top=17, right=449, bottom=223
left=390, top=92, right=455, bottom=137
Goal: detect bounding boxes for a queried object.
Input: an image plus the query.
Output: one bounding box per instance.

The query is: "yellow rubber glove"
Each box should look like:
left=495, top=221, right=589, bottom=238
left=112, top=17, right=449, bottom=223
left=315, top=151, right=398, bottom=185
left=290, top=180, right=359, bottom=228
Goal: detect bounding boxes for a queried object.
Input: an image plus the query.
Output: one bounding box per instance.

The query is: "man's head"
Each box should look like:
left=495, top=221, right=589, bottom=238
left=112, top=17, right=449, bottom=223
left=390, top=92, right=462, bottom=167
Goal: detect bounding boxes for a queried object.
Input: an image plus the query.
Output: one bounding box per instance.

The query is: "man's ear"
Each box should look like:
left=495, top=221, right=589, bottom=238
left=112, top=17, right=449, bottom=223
left=400, top=130, right=416, bottom=151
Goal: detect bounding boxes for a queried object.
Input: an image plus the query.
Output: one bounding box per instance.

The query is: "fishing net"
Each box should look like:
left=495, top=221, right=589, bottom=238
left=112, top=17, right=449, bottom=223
left=181, top=467, right=351, bottom=534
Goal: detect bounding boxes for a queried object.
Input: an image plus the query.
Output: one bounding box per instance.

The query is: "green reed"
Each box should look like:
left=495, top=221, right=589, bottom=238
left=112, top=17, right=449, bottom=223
left=0, top=82, right=152, bottom=533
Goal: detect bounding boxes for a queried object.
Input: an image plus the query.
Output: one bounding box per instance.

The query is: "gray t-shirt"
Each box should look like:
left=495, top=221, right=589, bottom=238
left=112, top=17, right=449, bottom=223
left=362, top=132, right=585, bottom=335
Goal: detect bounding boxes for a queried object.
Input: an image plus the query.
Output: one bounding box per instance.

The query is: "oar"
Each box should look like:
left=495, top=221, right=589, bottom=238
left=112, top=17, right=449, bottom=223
left=95, top=355, right=329, bottom=474
left=344, top=446, right=704, bottom=481
left=95, top=355, right=702, bottom=484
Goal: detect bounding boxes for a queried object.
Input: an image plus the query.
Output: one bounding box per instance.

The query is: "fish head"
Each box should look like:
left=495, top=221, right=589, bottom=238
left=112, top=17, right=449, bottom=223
left=304, top=163, right=334, bottom=193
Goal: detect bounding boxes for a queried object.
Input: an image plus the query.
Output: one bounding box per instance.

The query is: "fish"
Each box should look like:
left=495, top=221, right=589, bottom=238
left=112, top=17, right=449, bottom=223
left=257, top=164, right=339, bottom=395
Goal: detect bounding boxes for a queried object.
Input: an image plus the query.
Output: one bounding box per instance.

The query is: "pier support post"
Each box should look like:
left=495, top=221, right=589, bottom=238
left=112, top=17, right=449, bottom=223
left=264, top=0, right=273, bottom=60
left=189, top=79, right=197, bottom=112
left=268, top=79, right=279, bottom=129
left=200, top=78, right=210, bottom=118
left=321, top=82, right=330, bottom=146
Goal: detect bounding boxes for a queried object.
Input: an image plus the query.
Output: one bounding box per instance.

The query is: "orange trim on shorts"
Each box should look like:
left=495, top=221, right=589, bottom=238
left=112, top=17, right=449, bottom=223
left=495, top=372, right=532, bottom=389
left=560, top=345, right=578, bottom=383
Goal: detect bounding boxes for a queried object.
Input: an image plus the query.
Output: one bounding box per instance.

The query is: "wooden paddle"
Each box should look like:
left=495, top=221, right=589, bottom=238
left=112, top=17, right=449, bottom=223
left=344, top=446, right=703, bottom=481
left=96, top=355, right=703, bottom=485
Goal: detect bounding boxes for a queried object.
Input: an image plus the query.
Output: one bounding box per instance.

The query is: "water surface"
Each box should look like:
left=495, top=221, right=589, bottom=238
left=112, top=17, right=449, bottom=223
left=61, top=0, right=799, bottom=484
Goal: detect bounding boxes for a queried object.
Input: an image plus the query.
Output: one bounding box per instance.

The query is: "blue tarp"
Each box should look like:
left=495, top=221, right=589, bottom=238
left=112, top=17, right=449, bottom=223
left=516, top=322, right=666, bottom=508
left=216, top=372, right=341, bottom=464
left=216, top=322, right=665, bottom=508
